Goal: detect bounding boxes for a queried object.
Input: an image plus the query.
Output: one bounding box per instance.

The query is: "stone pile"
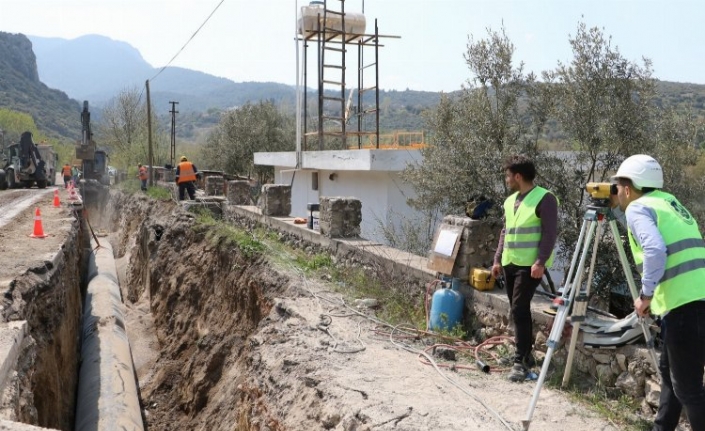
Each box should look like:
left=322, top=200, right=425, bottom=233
left=227, top=180, right=252, bottom=205
left=319, top=197, right=362, bottom=238
left=205, top=176, right=225, bottom=196
left=260, top=184, right=291, bottom=216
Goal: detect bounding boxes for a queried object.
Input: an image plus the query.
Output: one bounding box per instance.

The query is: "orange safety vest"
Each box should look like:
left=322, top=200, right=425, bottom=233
left=139, top=167, right=148, bottom=180
left=62, top=165, right=72, bottom=176
left=177, top=161, right=196, bottom=183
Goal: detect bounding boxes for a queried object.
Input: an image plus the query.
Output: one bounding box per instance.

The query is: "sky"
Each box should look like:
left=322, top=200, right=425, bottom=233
left=1, top=0, right=704, bottom=93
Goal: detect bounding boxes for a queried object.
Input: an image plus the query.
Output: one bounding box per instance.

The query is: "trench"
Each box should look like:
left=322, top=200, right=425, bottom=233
left=8, top=186, right=649, bottom=431
left=81, top=189, right=286, bottom=430
left=0, top=183, right=288, bottom=430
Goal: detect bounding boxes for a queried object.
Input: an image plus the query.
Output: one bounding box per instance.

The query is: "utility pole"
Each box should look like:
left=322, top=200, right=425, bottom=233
left=146, top=80, right=154, bottom=187
left=169, top=101, right=179, bottom=168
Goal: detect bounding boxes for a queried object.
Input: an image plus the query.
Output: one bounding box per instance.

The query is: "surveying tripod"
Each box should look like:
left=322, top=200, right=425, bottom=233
left=522, top=202, right=661, bottom=430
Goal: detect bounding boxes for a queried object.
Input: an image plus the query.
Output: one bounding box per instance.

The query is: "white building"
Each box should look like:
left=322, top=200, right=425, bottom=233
left=253, top=149, right=428, bottom=245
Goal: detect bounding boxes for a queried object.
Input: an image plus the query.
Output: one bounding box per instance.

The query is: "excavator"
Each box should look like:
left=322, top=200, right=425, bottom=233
left=76, top=101, right=109, bottom=185
left=0, top=131, right=49, bottom=189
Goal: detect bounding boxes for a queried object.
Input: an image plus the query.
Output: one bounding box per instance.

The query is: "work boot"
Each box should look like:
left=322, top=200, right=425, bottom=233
left=507, top=363, right=529, bottom=382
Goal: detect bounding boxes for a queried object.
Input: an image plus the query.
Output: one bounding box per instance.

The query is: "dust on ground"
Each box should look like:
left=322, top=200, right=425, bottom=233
left=105, top=194, right=623, bottom=431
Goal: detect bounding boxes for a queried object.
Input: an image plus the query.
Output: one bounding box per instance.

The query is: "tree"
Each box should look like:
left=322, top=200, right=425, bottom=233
left=0, top=108, right=41, bottom=147
left=96, top=87, right=169, bottom=169
left=202, top=101, right=295, bottom=184
left=402, top=26, right=553, bottom=217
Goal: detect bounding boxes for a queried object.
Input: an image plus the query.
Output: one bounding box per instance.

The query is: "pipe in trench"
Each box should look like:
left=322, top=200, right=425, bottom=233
left=75, top=239, right=144, bottom=431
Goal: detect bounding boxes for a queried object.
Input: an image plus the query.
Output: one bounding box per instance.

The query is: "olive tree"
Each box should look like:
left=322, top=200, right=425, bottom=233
left=397, top=27, right=556, bottom=254
left=201, top=101, right=295, bottom=184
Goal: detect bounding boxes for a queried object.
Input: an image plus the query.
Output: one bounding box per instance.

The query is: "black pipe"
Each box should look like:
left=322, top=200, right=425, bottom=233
left=476, top=360, right=490, bottom=374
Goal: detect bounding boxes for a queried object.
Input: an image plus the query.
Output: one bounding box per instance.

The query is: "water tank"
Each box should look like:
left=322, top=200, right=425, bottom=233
left=429, top=279, right=464, bottom=331
left=298, top=2, right=366, bottom=38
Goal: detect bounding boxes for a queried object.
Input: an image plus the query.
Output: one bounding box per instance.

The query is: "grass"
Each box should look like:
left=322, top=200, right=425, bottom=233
left=116, top=179, right=172, bottom=199
left=190, top=207, right=266, bottom=258
left=253, top=231, right=427, bottom=328
left=544, top=365, right=652, bottom=430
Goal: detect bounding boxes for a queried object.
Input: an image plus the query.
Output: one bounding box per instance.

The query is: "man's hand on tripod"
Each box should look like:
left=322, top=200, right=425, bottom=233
left=634, top=296, right=652, bottom=317
left=530, top=263, right=545, bottom=279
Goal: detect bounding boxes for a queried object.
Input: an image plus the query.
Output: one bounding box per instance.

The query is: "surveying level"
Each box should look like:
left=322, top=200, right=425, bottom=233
left=521, top=196, right=661, bottom=430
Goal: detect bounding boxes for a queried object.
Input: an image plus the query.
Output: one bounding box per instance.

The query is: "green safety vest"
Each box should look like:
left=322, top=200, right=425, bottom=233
left=501, top=186, right=555, bottom=267
left=627, top=190, right=705, bottom=316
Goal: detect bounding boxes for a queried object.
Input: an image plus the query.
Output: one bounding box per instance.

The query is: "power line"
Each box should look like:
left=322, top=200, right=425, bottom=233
left=149, top=0, right=226, bottom=82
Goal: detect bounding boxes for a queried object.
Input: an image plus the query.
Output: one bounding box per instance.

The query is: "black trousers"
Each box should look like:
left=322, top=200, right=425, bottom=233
left=653, top=300, right=705, bottom=431
left=178, top=181, right=196, bottom=200
left=502, top=264, right=541, bottom=363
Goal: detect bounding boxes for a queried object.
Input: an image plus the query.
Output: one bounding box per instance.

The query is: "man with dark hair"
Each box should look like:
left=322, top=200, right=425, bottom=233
left=492, top=154, right=558, bottom=382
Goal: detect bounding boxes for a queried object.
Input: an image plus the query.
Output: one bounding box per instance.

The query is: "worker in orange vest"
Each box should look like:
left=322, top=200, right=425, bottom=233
left=174, top=156, right=198, bottom=200
left=138, top=164, right=148, bottom=191
left=61, top=163, right=72, bottom=188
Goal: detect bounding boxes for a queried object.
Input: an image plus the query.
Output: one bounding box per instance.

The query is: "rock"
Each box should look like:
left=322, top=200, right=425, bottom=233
left=354, top=298, right=379, bottom=309
left=534, top=331, right=547, bottom=350
left=645, top=378, right=661, bottom=407
left=592, top=353, right=611, bottom=364
left=641, top=398, right=655, bottom=415
left=321, top=411, right=341, bottom=429
left=615, top=371, right=645, bottom=397
left=616, top=353, right=627, bottom=372
left=574, top=350, right=597, bottom=376
left=596, top=364, right=617, bottom=386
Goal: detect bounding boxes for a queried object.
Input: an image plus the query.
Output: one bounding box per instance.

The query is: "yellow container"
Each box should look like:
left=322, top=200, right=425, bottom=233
left=470, top=268, right=496, bottom=291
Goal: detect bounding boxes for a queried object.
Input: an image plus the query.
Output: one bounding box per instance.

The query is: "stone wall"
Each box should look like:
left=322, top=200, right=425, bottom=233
left=227, top=181, right=252, bottom=205
left=319, top=197, right=361, bottom=238
left=205, top=176, right=225, bottom=196
left=441, top=215, right=502, bottom=279
left=260, top=185, right=291, bottom=216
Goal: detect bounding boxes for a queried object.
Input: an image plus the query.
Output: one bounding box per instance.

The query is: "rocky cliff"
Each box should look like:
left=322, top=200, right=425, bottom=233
left=0, top=32, right=80, bottom=140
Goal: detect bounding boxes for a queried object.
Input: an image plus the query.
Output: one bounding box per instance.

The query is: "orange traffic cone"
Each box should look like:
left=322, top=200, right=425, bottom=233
left=69, top=185, right=79, bottom=201
left=53, top=189, right=60, bottom=207
left=29, top=208, right=48, bottom=238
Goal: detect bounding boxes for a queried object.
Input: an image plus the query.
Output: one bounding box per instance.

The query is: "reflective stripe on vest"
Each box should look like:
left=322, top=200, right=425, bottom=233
left=628, top=190, right=705, bottom=315
left=501, top=186, right=555, bottom=267
left=177, top=162, right=196, bottom=183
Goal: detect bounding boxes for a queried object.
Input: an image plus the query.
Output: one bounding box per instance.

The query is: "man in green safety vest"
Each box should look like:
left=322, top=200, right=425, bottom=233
left=492, top=155, right=558, bottom=382
left=611, top=154, right=705, bottom=431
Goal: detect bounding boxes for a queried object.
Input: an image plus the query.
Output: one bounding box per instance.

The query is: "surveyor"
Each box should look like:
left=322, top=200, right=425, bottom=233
left=137, top=164, right=148, bottom=191
left=61, top=163, right=72, bottom=188
left=491, top=154, right=558, bottom=382
left=610, top=154, right=705, bottom=431
left=174, top=155, right=198, bottom=201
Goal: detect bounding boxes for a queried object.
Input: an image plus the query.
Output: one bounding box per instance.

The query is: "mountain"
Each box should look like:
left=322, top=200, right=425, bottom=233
left=30, top=34, right=153, bottom=102
left=0, top=32, right=81, bottom=140
left=29, top=34, right=299, bottom=111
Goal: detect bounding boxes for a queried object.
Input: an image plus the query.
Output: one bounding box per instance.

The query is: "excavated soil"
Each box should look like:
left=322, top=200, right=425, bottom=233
left=93, top=191, right=621, bottom=431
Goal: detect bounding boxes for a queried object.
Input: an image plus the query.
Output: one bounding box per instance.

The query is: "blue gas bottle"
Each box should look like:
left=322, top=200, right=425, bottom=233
left=429, top=278, right=464, bottom=331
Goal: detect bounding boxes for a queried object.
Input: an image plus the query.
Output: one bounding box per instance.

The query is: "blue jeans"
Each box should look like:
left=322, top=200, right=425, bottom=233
left=653, top=300, right=705, bottom=431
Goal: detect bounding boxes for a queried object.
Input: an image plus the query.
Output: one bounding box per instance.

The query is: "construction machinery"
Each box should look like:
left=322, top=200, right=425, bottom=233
left=76, top=101, right=110, bottom=185
left=37, top=144, right=58, bottom=186
left=0, top=131, right=49, bottom=189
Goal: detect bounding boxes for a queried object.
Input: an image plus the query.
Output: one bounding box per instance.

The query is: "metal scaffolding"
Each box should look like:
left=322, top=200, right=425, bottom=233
left=299, top=0, right=399, bottom=150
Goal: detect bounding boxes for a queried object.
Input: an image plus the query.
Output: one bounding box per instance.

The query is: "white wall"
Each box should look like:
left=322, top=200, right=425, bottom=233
left=277, top=166, right=429, bottom=245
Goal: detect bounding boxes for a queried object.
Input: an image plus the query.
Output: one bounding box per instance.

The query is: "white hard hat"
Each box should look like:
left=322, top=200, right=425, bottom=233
left=611, top=154, right=663, bottom=189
